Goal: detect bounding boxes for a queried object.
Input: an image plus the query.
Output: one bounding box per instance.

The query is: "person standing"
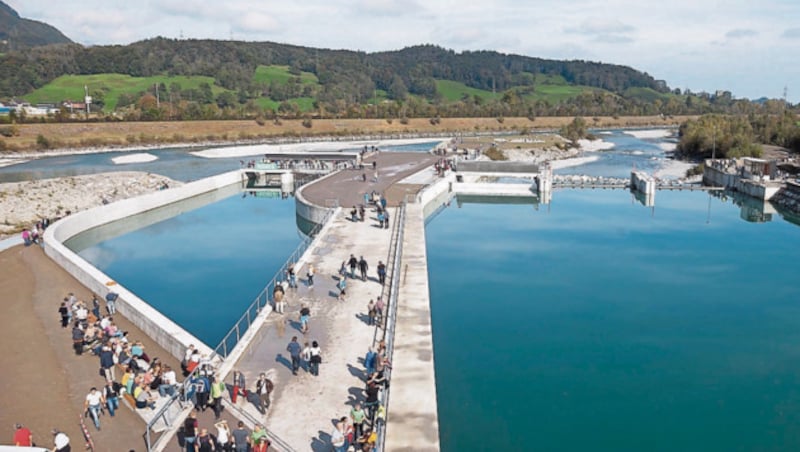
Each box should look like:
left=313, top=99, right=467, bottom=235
left=358, top=256, right=368, bottom=281
left=215, top=420, right=233, bottom=452
left=375, top=297, right=384, bottom=324
left=348, top=254, right=358, bottom=279
left=58, top=302, right=70, bottom=328
left=377, top=210, right=385, bottom=228
left=331, top=420, right=347, bottom=452
left=255, top=373, right=274, bottom=413
left=384, top=210, right=390, bottom=229
left=103, top=379, right=122, bottom=417
left=231, top=421, right=250, bottom=452
left=306, top=264, right=315, bottom=288
left=105, top=291, right=118, bottom=315
left=197, top=428, right=215, bottom=452
left=308, top=341, right=322, bottom=377
left=13, top=423, right=32, bottom=446
left=210, top=375, right=226, bottom=420
left=194, top=372, right=211, bottom=412
left=364, top=347, right=378, bottom=377
left=52, top=429, right=70, bottom=452
left=287, top=264, right=297, bottom=289
left=350, top=402, right=367, bottom=439
left=367, top=300, right=376, bottom=326
left=231, top=369, right=246, bottom=404
left=183, top=410, right=199, bottom=452
left=287, top=336, right=302, bottom=375
left=99, top=345, right=115, bottom=382
left=84, top=387, right=105, bottom=430
left=377, top=261, right=387, bottom=285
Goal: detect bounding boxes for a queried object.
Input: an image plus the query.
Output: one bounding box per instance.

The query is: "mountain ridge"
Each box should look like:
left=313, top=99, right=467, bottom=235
left=0, top=0, right=72, bottom=50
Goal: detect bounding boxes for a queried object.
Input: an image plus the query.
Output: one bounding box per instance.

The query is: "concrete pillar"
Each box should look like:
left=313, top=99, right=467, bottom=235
left=281, top=172, right=294, bottom=194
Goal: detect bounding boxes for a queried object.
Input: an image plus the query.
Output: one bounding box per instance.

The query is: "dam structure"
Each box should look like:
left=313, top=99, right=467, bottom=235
left=40, top=140, right=745, bottom=451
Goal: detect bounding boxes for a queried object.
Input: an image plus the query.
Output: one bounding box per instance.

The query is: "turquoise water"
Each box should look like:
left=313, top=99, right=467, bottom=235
left=426, top=190, right=800, bottom=451
left=75, top=193, right=301, bottom=345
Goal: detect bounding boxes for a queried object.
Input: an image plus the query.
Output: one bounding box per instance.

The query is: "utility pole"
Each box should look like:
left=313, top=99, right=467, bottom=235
left=711, top=126, right=716, bottom=160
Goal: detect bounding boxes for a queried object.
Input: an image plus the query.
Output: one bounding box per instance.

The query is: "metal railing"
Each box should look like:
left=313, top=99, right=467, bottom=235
left=373, top=202, right=407, bottom=452
left=145, top=206, right=337, bottom=451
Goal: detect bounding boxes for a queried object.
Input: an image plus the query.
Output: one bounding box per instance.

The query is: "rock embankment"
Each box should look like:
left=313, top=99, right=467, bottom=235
left=772, top=182, right=800, bottom=214
left=0, top=171, right=181, bottom=239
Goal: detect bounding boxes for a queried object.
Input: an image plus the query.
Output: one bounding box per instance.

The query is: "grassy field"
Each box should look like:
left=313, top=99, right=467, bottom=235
left=435, top=80, right=501, bottom=103
left=254, top=96, right=316, bottom=112
left=0, top=115, right=692, bottom=153
left=253, top=65, right=319, bottom=85
left=23, top=74, right=231, bottom=110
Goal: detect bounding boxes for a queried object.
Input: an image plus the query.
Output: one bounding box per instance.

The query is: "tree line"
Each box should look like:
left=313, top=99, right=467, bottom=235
left=677, top=112, right=800, bottom=159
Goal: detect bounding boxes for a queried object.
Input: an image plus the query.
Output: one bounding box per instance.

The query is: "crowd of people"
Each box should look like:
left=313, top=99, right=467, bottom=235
left=21, top=217, right=54, bottom=246
left=183, top=410, right=273, bottom=452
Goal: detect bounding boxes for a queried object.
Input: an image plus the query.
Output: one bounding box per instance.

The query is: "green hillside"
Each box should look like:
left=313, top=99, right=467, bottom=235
left=436, top=80, right=500, bottom=102
left=436, top=76, right=601, bottom=105
left=253, top=65, right=319, bottom=85
left=23, top=74, right=230, bottom=110
left=255, top=96, right=316, bottom=112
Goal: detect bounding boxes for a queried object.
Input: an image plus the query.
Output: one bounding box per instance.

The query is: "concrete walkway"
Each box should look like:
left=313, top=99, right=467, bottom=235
left=232, top=209, right=395, bottom=450
left=301, top=152, right=438, bottom=208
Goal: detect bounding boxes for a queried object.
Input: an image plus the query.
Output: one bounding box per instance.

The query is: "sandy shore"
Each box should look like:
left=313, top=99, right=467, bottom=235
left=0, top=171, right=181, bottom=239
left=111, top=152, right=159, bottom=164
left=193, top=137, right=447, bottom=159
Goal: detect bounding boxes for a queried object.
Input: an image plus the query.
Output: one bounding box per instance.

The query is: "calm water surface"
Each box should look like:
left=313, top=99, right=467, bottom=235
left=75, top=193, right=300, bottom=345
left=427, top=189, right=800, bottom=451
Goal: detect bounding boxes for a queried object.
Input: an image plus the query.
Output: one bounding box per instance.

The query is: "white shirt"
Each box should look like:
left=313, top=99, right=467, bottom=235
left=54, top=432, right=70, bottom=449
left=86, top=391, right=103, bottom=406
left=163, top=370, right=177, bottom=385
left=216, top=427, right=229, bottom=444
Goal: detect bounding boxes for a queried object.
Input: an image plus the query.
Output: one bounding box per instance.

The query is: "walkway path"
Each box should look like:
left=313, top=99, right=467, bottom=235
left=301, top=152, right=438, bottom=207
left=232, top=210, right=395, bottom=450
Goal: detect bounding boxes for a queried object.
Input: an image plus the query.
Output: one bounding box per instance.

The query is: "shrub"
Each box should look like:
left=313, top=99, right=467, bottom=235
left=484, top=146, right=507, bottom=161
left=302, top=118, right=313, bottom=128
left=0, top=139, right=6, bottom=151
left=36, top=134, right=51, bottom=149
left=0, top=125, right=19, bottom=137
left=686, top=163, right=704, bottom=177
left=399, top=116, right=409, bottom=125
left=496, top=116, right=505, bottom=124
left=429, top=116, right=441, bottom=125
left=255, top=116, right=266, bottom=126
left=385, top=118, right=393, bottom=124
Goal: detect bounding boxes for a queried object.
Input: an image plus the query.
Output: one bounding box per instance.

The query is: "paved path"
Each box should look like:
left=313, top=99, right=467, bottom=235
left=301, top=152, right=438, bottom=207
left=233, top=209, right=395, bottom=450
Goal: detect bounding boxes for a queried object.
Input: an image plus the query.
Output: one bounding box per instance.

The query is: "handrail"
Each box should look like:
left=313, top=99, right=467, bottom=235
left=145, top=205, right=337, bottom=451
left=221, top=399, right=297, bottom=452
left=374, top=202, right=406, bottom=452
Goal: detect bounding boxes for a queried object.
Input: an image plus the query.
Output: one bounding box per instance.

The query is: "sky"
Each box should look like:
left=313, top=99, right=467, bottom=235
left=7, top=0, right=800, bottom=103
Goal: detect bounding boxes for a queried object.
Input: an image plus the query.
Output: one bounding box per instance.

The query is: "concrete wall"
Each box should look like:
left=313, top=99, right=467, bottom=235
left=631, top=171, right=655, bottom=195
left=458, top=161, right=540, bottom=173
left=295, top=170, right=338, bottom=226
left=42, top=171, right=245, bottom=359
left=454, top=182, right=536, bottom=197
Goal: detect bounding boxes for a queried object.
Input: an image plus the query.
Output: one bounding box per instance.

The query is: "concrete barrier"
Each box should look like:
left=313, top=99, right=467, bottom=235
left=42, top=171, right=245, bottom=359
left=295, top=170, right=339, bottom=226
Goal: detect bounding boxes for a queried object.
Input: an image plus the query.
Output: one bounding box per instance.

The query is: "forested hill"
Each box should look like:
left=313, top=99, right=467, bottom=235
left=0, top=1, right=72, bottom=51
left=0, top=37, right=664, bottom=100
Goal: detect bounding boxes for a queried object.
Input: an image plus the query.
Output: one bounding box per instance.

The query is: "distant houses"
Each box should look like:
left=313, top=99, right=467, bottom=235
left=0, top=100, right=74, bottom=117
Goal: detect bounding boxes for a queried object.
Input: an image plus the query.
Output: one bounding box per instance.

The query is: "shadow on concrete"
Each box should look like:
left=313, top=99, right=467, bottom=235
left=346, top=386, right=365, bottom=407
left=275, top=353, right=293, bottom=372
left=355, top=312, right=372, bottom=325
left=347, top=363, right=366, bottom=382
left=311, top=430, right=332, bottom=452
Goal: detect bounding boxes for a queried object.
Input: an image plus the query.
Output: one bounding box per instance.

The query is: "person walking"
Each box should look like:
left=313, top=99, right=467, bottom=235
left=84, top=387, right=105, bottom=430
left=358, top=256, right=368, bottom=281
left=105, top=291, right=118, bottom=315
left=377, top=261, right=386, bottom=285
left=255, top=373, right=274, bottom=413
left=384, top=210, right=390, bottom=229
left=308, top=341, right=322, bottom=377
left=231, top=421, right=250, bottom=452
left=348, top=254, right=358, bottom=279
left=193, top=372, right=211, bottom=412
left=287, top=336, right=302, bottom=375
left=231, top=369, right=246, bottom=404
left=299, top=304, right=311, bottom=334
left=375, top=297, right=384, bottom=324
left=302, top=341, right=312, bottom=373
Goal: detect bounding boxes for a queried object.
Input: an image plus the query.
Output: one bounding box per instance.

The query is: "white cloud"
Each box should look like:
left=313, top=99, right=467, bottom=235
left=725, top=28, right=758, bottom=39
left=782, top=28, right=800, bottom=39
